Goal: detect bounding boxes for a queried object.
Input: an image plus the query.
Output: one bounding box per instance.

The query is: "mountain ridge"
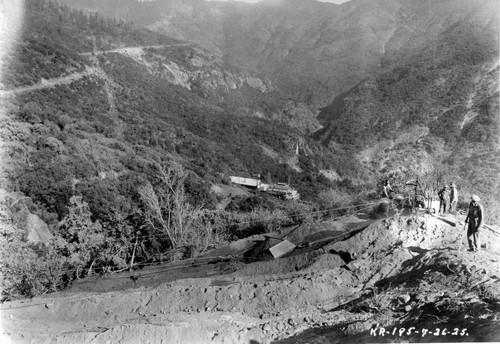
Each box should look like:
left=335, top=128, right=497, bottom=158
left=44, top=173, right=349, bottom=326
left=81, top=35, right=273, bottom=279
left=55, top=0, right=499, bottom=109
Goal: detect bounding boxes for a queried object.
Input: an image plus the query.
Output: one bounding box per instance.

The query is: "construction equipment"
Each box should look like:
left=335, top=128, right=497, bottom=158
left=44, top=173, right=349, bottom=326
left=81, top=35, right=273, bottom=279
left=264, top=183, right=300, bottom=200
left=230, top=176, right=300, bottom=200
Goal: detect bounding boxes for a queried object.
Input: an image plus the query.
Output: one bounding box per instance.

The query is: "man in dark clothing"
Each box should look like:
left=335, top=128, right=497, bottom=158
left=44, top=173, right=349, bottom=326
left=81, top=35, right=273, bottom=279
left=438, top=185, right=450, bottom=215
left=465, top=195, right=484, bottom=252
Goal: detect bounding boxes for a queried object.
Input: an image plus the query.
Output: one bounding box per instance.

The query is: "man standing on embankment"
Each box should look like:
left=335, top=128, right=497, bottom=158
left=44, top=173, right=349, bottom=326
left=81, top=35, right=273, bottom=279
left=465, top=195, right=484, bottom=252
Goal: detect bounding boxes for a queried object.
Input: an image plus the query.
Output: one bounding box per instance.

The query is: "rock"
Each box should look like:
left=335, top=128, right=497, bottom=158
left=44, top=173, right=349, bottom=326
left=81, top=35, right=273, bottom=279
left=345, top=261, right=361, bottom=272
left=276, top=322, right=285, bottom=332
left=399, top=294, right=411, bottom=304
left=404, top=305, right=412, bottom=312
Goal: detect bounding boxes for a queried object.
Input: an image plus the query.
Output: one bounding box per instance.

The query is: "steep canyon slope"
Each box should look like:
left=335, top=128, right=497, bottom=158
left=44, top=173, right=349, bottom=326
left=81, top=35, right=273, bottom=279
left=55, top=0, right=500, bottom=193
left=316, top=0, right=499, bottom=196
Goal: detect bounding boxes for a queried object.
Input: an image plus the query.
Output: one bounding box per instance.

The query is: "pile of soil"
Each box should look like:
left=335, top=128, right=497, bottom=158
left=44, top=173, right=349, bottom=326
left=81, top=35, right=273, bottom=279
left=2, top=211, right=499, bottom=343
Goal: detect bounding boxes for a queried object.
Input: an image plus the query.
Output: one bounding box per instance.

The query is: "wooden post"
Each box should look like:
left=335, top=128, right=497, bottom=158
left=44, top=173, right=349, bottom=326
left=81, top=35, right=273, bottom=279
left=87, top=259, right=96, bottom=277
left=130, top=233, right=139, bottom=271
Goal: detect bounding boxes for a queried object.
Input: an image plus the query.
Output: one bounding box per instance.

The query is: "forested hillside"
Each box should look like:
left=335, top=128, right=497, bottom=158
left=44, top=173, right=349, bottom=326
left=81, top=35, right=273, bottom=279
left=51, top=0, right=500, bottom=204
left=0, top=0, right=371, bottom=299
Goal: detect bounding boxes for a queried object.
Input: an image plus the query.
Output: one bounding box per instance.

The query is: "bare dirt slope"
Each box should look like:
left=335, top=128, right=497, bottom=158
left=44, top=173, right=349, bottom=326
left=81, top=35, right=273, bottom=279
left=2, top=211, right=500, bottom=344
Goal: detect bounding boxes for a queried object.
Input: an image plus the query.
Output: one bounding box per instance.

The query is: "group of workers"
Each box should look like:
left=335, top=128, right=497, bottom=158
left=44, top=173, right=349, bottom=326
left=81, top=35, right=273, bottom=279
left=438, top=183, right=458, bottom=214
left=381, top=180, right=485, bottom=253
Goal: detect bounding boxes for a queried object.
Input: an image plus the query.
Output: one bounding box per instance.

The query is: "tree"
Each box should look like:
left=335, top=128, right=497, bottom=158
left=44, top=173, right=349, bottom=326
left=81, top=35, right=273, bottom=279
left=415, top=163, right=459, bottom=202
left=138, top=162, right=201, bottom=249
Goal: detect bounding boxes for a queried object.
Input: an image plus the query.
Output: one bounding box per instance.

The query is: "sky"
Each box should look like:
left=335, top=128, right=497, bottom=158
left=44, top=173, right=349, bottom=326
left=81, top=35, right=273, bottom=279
left=205, top=0, right=352, bottom=4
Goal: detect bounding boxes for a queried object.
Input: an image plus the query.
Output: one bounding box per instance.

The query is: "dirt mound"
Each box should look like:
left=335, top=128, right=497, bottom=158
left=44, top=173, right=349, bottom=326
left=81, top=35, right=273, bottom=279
left=2, top=212, right=500, bottom=343
left=329, top=213, right=500, bottom=257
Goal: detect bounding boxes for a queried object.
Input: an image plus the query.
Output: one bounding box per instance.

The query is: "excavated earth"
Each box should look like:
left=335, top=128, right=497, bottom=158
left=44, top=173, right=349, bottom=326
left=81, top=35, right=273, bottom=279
left=1, top=210, right=500, bottom=344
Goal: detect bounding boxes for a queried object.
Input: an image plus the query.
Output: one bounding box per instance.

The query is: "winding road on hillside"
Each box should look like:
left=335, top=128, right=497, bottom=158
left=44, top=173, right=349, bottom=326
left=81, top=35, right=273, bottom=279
left=78, top=44, right=191, bottom=57
left=0, top=68, right=95, bottom=96
left=0, top=44, right=191, bottom=96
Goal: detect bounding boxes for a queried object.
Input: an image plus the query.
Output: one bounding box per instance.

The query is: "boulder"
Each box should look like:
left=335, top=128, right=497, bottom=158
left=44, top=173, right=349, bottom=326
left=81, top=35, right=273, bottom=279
left=398, top=294, right=411, bottom=304
left=376, top=201, right=390, bottom=215
left=345, top=261, right=361, bottom=271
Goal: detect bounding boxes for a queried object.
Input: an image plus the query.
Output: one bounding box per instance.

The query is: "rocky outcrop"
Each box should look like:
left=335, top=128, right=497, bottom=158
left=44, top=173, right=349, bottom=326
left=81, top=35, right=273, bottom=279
left=23, top=213, right=53, bottom=244
left=7, top=194, right=54, bottom=245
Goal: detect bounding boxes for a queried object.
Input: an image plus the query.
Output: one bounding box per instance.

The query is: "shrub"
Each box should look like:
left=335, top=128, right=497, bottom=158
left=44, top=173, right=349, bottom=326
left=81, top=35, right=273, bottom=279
left=281, top=201, right=318, bottom=224
left=57, top=196, right=109, bottom=273
left=187, top=209, right=232, bottom=252
left=0, top=237, right=67, bottom=300
left=0, top=211, right=66, bottom=299
left=184, top=173, right=217, bottom=209
left=228, top=208, right=293, bottom=238
left=317, top=187, right=356, bottom=217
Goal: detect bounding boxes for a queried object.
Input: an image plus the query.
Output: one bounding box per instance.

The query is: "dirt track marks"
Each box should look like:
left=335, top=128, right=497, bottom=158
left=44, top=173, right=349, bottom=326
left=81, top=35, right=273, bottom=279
left=0, top=66, right=109, bottom=96
left=78, top=44, right=191, bottom=57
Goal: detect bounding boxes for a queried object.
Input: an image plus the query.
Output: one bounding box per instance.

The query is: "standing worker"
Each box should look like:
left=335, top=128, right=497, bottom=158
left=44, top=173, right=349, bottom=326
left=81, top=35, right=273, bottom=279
left=438, top=185, right=450, bottom=215
left=464, top=195, right=484, bottom=252
left=449, top=183, right=458, bottom=213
